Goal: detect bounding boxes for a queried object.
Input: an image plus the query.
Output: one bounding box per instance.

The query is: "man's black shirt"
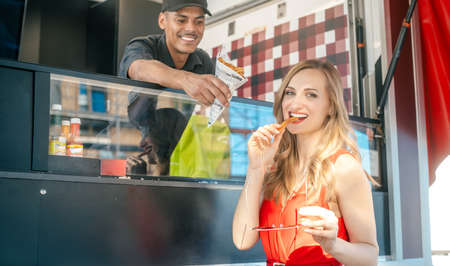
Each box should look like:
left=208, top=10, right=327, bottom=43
left=118, top=33, right=214, bottom=132
left=118, top=33, right=214, bottom=80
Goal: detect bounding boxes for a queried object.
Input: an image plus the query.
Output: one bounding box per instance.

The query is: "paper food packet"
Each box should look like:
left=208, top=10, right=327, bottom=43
left=208, top=46, right=248, bottom=127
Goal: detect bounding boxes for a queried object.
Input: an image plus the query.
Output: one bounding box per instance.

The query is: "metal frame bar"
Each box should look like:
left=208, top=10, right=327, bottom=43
left=377, top=0, right=418, bottom=116
left=32, top=71, right=50, bottom=171
left=376, top=0, right=404, bottom=260
left=380, top=0, right=431, bottom=263
left=410, top=1, right=432, bottom=264
left=379, top=258, right=428, bottom=266
left=346, top=0, right=362, bottom=116
left=383, top=67, right=403, bottom=261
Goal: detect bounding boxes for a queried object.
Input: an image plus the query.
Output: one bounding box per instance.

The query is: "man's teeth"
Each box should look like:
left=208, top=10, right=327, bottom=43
left=291, top=113, right=308, bottom=118
left=181, top=36, right=195, bottom=41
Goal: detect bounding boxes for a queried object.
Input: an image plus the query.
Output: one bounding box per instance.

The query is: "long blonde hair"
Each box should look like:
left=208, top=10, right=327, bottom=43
left=264, top=59, right=361, bottom=204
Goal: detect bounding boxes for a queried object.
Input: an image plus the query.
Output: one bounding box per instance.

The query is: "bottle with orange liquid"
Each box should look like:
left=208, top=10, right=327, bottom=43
left=61, top=120, right=70, bottom=140
left=66, top=118, right=83, bottom=157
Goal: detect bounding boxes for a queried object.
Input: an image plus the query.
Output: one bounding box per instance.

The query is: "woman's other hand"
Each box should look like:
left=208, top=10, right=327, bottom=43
left=299, top=206, right=339, bottom=253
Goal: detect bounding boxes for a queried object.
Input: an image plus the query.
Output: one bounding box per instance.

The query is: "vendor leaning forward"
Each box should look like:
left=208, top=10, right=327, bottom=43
left=119, top=0, right=230, bottom=175
left=119, top=0, right=231, bottom=107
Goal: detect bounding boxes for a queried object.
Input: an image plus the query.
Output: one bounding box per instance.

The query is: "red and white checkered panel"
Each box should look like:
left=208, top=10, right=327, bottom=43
left=209, top=4, right=352, bottom=114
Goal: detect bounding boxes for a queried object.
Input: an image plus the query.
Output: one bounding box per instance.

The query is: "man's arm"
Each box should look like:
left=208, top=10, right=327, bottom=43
left=129, top=59, right=231, bottom=106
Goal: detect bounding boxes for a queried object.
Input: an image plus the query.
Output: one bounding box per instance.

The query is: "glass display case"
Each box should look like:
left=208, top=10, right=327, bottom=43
left=48, top=73, right=275, bottom=183
left=47, top=73, right=385, bottom=190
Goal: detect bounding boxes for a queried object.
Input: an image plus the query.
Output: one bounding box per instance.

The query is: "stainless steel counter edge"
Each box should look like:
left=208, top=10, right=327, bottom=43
left=0, top=171, right=244, bottom=190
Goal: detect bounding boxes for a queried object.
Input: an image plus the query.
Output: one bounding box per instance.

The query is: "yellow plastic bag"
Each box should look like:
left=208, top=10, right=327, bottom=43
left=169, top=114, right=230, bottom=178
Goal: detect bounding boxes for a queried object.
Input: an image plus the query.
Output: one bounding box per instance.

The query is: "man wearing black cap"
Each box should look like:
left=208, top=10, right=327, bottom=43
left=119, top=0, right=230, bottom=107
left=121, top=0, right=230, bottom=175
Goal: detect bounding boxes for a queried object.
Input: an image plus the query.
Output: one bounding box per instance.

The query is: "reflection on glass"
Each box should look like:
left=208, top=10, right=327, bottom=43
left=350, top=120, right=384, bottom=191
left=48, top=74, right=274, bottom=182
left=48, top=74, right=384, bottom=188
left=229, top=101, right=274, bottom=178
left=129, top=107, right=188, bottom=176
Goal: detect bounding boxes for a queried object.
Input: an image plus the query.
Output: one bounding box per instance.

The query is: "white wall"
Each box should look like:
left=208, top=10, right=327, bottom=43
left=363, top=0, right=384, bottom=74
left=208, top=0, right=252, bottom=14
left=200, top=0, right=345, bottom=50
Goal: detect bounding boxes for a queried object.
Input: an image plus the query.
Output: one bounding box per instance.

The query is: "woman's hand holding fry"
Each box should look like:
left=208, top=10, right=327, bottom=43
left=248, top=124, right=284, bottom=171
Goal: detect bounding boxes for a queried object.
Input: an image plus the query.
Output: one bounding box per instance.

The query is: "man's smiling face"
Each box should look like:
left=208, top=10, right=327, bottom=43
left=159, top=6, right=205, bottom=57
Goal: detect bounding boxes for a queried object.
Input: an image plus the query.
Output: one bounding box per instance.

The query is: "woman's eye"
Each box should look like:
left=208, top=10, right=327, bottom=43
left=306, top=93, right=318, bottom=98
left=177, top=19, right=186, bottom=23
left=285, top=90, right=295, bottom=95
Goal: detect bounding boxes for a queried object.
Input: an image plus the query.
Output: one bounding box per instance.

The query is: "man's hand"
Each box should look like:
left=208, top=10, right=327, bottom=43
left=182, top=72, right=231, bottom=106
left=129, top=60, right=231, bottom=106
left=126, top=155, right=147, bottom=175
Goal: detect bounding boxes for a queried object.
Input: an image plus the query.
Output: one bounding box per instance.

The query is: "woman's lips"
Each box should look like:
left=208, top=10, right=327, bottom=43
left=289, top=112, right=308, bottom=123
left=290, top=112, right=308, bottom=118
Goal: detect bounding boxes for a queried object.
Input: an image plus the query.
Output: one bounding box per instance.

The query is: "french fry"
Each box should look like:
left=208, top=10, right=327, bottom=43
left=218, top=57, right=245, bottom=77
left=278, top=116, right=299, bottom=131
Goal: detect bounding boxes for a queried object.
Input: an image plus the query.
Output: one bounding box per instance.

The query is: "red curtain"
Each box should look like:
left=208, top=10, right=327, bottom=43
left=418, top=0, right=450, bottom=185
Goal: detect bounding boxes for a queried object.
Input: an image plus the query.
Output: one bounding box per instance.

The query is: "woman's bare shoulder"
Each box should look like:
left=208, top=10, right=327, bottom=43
left=333, top=154, right=370, bottom=194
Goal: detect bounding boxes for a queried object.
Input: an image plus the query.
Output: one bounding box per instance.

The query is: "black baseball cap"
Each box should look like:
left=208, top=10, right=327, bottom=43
left=161, top=0, right=212, bottom=16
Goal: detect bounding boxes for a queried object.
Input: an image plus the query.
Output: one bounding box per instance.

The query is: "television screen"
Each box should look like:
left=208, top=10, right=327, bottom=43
left=0, top=0, right=26, bottom=60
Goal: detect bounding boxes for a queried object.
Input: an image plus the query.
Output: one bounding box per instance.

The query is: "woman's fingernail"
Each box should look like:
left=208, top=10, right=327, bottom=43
left=304, top=229, right=312, bottom=233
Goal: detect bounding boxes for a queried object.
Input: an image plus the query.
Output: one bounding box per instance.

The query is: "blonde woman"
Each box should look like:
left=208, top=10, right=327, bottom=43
left=232, top=60, right=378, bottom=266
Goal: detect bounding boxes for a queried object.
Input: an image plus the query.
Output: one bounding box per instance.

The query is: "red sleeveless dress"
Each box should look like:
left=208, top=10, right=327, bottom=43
left=259, top=151, right=350, bottom=266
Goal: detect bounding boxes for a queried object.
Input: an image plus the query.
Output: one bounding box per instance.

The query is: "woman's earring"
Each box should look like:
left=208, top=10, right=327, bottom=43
left=329, top=109, right=335, bottom=117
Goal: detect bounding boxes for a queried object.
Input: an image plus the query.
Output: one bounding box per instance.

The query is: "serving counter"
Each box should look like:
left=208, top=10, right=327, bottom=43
left=0, top=58, right=389, bottom=265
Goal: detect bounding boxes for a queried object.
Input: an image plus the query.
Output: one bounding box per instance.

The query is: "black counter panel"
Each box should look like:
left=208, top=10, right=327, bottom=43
left=0, top=178, right=40, bottom=266
left=0, top=66, right=33, bottom=171
left=0, top=176, right=265, bottom=266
